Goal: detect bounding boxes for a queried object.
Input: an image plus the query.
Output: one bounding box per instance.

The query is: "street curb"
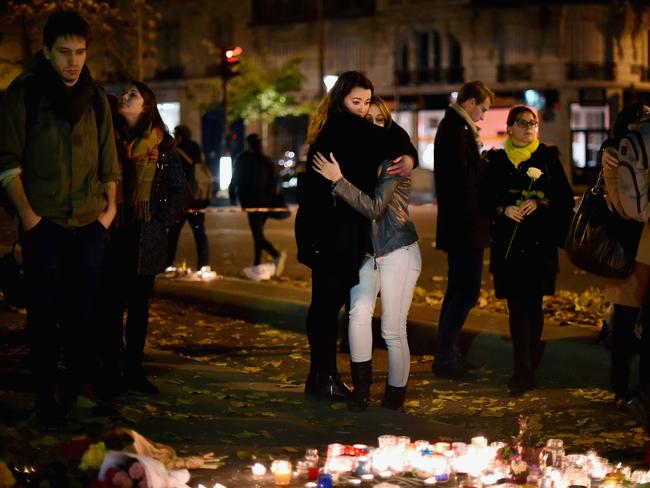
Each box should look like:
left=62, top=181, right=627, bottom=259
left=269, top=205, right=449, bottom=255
left=154, top=277, right=600, bottom=357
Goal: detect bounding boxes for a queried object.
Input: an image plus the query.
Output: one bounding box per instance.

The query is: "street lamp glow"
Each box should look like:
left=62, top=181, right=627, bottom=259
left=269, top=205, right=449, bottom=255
left=219, top=156, right=232, bottom=190
left=323, top=75, right=338, bottom=92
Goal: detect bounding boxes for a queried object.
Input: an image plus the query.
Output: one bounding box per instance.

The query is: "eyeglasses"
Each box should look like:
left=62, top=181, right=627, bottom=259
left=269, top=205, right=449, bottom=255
left=515, top=120, right=538, bottom=129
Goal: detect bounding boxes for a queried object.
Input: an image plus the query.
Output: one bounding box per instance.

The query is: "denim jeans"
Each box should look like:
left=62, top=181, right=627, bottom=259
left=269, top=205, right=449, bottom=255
left=349, top=243, right=421, bottom=387
left=167, top=211, right=210, bottom=269
left=21, top=218, right=107, bottom=390
left=435, top=248, right=484, bottom=364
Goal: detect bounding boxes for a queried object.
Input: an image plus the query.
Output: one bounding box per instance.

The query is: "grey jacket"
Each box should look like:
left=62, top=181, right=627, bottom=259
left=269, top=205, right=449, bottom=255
left=332, top=159, right=418, bottom=258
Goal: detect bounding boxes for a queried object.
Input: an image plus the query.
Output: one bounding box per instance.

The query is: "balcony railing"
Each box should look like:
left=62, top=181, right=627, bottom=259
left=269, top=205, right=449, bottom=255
left=497, top=63, right=532, bottom=82
left=566, top=62, right=615, bottom=81
left=395, top=67, right=464, bottom=86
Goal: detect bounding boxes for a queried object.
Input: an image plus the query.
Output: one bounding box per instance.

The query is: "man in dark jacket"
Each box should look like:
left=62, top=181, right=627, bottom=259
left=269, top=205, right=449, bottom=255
left=433, top=80, right=494, bottom=380
left=0, top=11, right=120, bottom=422
left=229, top=133, right=286, bottom=277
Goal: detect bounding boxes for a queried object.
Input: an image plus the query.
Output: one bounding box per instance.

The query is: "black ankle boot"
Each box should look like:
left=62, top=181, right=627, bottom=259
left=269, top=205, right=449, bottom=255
left=381, top=383, right=407, bottom=410
left=318, top=374, right=352, bottom=402
left=349, top=360, right=372, bottom=411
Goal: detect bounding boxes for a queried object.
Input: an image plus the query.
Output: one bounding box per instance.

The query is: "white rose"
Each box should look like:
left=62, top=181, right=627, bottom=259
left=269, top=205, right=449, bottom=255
left=510, top=459, right=528, bottom=476
left=526, top=167, right=543, bottom=180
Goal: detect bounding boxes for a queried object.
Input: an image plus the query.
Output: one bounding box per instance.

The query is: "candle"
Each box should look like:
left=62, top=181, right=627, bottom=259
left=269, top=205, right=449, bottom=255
left=471, top=436, right=488, bottom=449
left=251, top=463, right=267, bottom=477
left=271, top=460, right=292, bottom=486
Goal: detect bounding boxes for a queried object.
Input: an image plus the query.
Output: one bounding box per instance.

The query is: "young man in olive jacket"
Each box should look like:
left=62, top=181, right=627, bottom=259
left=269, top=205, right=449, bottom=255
left=432, top=81, right=494, bottom=380
left=0, top=11, right=120, bottom=422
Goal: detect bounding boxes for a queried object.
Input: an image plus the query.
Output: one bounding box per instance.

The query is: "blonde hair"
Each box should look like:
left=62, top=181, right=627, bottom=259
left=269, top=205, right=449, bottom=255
left=371, top=95, right=392, bottom=127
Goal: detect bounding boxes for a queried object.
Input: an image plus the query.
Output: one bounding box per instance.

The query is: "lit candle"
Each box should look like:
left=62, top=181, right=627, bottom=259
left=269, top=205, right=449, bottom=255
left=471, top=436, right=488, bottom=449
left=361, top=474, right=374, bottom=482
left=271, top=460, right=292, bottom=486
left=251, top=463, right=267, bottom=477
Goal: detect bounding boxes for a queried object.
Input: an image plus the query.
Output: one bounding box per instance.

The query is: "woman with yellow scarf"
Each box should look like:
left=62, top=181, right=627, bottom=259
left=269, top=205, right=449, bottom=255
left=97, top=82, right=187, bottom=397
left=479, top=105, right=574, bottom=396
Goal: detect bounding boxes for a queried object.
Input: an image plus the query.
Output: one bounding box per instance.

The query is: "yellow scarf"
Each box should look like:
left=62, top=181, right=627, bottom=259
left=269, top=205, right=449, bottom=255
left=117, top=126, right=163, bottom=223
left=504, top=138, right=539, bottom=168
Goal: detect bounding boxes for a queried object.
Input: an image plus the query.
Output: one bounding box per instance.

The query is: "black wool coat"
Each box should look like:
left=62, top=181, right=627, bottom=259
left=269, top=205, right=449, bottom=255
left=479, top=143, right=574, bottom=298
left=434, top=107, right=491, bottom=251
left=295, top=111, right=418, bottom=286
left=108, top=147, right=188, bottom=276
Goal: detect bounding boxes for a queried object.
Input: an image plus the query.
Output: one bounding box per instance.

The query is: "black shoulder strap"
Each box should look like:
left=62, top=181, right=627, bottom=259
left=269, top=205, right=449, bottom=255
left=23, top=75, right=40, bottom=137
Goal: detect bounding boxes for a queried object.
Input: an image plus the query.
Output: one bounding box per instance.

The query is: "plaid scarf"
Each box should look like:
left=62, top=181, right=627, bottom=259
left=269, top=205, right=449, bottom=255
left=116, top=126, right=163, bottom=224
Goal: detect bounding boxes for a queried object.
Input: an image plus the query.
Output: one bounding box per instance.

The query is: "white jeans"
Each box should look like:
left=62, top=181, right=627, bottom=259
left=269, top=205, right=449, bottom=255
left=349, top=242, right=422, bottom=387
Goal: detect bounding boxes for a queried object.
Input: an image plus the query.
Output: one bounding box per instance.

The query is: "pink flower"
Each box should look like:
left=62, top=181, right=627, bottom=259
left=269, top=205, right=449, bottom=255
left=128, top=462, right=145, bottom=480
left=112, top=471, right=134, bottom=488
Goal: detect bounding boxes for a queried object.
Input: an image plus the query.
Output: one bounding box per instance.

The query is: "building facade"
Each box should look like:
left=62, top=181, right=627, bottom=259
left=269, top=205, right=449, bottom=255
left=1, top=0, right=649, bottom=191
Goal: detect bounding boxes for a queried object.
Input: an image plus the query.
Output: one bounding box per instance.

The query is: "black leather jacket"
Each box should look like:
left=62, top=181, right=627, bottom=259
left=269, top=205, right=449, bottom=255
left=331, top=159, right=418, bottom=257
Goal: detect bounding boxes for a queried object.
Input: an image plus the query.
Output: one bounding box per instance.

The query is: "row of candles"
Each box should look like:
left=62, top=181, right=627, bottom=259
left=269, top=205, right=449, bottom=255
left=205, top=435, right=650, bottom=487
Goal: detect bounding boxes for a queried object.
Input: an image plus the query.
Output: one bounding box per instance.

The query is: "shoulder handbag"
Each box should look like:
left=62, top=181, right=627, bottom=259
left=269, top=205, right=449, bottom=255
left=565, top=172, right=643, bottom=279
left=177, top=147, right=213, bottom=209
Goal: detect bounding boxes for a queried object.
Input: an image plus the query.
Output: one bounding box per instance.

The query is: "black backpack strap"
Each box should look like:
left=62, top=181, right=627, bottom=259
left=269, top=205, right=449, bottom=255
left=23, top=75, right=41, bottom=137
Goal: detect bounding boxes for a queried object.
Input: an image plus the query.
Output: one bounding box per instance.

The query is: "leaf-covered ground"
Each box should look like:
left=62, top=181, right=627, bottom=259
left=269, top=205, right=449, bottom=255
left=144, top=299, right=648, bottom=457
left=0, top=294, right=647, bottom=484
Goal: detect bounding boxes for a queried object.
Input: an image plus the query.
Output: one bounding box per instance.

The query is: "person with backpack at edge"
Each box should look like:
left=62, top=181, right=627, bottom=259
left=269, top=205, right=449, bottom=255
left=601, top=104, right=650, bottom=422
left=0, top=11, right=120, bottom=424
left=166, top=124, right=215, bottom=278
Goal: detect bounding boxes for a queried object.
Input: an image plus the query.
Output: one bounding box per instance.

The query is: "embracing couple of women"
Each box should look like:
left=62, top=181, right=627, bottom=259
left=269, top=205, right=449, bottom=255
left=295, top=71, right=421, bottom=411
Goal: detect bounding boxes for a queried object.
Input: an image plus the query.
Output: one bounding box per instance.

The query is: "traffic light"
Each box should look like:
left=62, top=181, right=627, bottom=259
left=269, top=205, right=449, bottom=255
left=221, top=45, right=243, bottom=78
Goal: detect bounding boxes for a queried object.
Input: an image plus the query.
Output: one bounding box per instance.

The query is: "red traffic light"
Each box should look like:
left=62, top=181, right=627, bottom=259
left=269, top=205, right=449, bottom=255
left=224, top=46, right=243, bottom=63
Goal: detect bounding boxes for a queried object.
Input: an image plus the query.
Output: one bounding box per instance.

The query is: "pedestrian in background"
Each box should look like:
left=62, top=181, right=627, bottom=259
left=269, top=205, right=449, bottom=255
left=98, top=81, right=186, bottom=395
left=166, top=125, right=214, bottom=278
left=229, top=133, right=287, bottom=281
left=432, top=80, right=494, bottom=381
left=295, top=71, right=416, bottom=402
left=312, top=96, right=421, bottom=411
left=601, top=103, right=650, bottom=409
left=0, top=11, right=120, bottom=423
left=480, top=105, right=574, bottom=395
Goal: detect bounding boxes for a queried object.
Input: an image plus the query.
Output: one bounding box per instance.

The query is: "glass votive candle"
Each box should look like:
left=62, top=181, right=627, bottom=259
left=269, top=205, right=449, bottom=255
left=327, top=443, right=345, bottom=458
left=353, top=444, right=369, bottom=456
left=434, top=442, right=451, bottom=455
left=378, top=435, right=397, bottom=449
left=354, top=456, right=371, bottom=476
left=251, top=462, right=267, bottom=477
left=452, top=442, right=468, bottom=456
left=471, top=436, right=488, bottom=449
left=396, top=436, right=411, bottom=450
left=271, top=460, right=292, bottom=485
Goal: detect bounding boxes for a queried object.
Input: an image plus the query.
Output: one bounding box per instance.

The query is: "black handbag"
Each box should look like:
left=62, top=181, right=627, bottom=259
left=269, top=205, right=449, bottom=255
left=268, top=192, right=291, bottom=220
left=565, top=173, right=643, bottom=279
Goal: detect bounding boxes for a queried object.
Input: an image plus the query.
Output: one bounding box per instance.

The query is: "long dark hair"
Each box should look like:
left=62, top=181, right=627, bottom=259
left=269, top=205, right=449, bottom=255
left=128, top=80, right=174, bottom=151
left=612, top=102, right=648, bottom=141
left=307, top=71, right=374, bottom=144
